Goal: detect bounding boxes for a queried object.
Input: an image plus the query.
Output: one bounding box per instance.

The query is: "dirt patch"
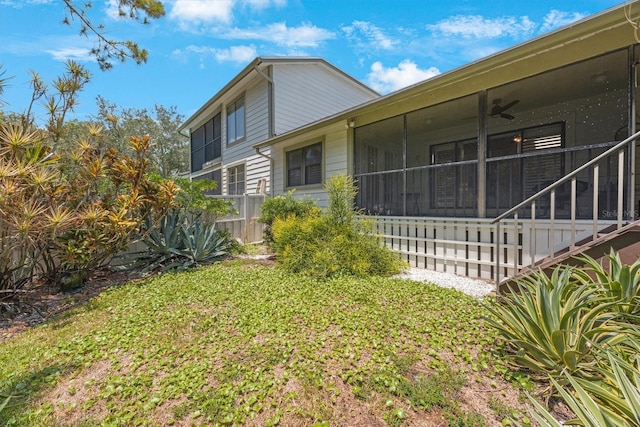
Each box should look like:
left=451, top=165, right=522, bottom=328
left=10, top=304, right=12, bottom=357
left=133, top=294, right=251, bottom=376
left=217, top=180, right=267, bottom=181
left=0, top=268, right=140, bottom=342
left=39, top=358, right=112, bottom=425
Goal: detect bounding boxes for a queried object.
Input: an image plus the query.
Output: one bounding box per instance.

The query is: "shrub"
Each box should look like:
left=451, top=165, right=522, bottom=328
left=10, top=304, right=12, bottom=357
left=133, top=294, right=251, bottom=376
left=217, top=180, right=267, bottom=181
left=271, top=175, right=404, bottom=279
left=173, top=177, right=234, bottom=225
left=258, top=190, right=317, bottom=246
left=488, top=253, right=640, bottom=426
left=486, top=265, right=636, bottom=378
left=0, top=124, right=176, bottom=295
left=117, top=208, right=231, bottom=274
left=575, top=250, right=640, bottom=318
left=527, top=352, right=640, bottom=427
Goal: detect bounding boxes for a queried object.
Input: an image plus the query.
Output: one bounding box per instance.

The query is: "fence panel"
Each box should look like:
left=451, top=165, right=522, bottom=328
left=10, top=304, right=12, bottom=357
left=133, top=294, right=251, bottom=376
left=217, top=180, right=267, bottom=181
left=210, top=194, right=266, bottom=244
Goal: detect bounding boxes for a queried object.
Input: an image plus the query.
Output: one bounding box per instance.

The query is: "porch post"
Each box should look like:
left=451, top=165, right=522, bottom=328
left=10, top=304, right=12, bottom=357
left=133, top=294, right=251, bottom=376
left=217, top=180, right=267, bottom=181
left=478, top=91, right=487, bottom=218
left=628, top=46, right=636, bottom=220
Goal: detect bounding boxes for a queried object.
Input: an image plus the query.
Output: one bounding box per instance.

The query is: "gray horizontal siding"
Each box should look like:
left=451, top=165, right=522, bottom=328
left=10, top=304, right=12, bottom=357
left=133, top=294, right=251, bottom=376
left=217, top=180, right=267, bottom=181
left=273, top=64, right=376, bottom=135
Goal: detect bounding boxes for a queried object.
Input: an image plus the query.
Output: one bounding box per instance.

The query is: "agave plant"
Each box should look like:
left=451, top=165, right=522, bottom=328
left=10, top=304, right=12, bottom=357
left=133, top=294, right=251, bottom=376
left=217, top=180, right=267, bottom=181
left=526, top=351, right=640, bottom=427
left=177, top=217, right=230, bottom=267
left=117, top=208, right=230, bottom=274
left=485, top=266, right=628, bottom=378
left=575, top=250, right=640, bottom=318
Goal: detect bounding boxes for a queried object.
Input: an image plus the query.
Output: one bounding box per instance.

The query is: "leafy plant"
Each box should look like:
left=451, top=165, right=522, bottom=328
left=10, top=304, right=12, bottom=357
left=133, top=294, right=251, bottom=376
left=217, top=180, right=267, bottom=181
left=173, top=177, right=234, bottom=225
left=0, top=64, right=177, bottom=301
left=271, top=175, right=404, bottom=279
left=258, top=190, right=317, bottom=246
left=485, top=266, right=629, bottom=378
left=177, top=214, right=230, bottom=265
left=118, top=208, right=230, bottom=273
left=574, top=250, right=640, bottom=318
left=489, top=253, right=640, bottom=427
left=527, top=352, right=640, bottom=427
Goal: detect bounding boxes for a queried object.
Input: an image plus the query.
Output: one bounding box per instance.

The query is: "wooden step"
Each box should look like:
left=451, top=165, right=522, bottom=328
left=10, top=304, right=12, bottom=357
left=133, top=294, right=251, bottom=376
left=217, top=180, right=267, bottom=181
left=499, top=219, right=640, bottom=293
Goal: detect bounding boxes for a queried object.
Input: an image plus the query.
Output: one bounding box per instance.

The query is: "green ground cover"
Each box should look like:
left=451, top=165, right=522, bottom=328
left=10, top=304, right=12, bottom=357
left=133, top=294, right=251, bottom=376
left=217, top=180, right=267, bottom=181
left=0, top=261, right=527, bottom=426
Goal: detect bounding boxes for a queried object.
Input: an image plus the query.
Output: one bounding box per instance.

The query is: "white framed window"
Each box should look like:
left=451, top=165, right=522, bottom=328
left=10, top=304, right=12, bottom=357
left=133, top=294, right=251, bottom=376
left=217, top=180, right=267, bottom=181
left=227, top=97, right=245, bottom=145
left=228, top=164, right=245, bottom=195
left=286, top=142, right=322, bottom=187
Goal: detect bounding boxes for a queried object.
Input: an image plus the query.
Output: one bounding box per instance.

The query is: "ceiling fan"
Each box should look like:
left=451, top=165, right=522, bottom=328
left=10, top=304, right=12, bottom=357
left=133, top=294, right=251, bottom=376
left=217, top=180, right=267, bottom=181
left=490, top=99, right=519, bottom=120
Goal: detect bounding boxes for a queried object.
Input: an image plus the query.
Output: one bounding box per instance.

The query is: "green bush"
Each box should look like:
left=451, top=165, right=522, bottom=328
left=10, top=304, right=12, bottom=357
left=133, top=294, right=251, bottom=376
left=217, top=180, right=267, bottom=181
left=487, top=252, right=640, bottom=426
left=258, top=190, right=317, bottom=246
left=485, top=266, right=630, bottom=378
left=173, top=177, right=234, bottom=225
left=271, top=175, right=404, bottom=279
left=117, top=208, right=230, bottom=274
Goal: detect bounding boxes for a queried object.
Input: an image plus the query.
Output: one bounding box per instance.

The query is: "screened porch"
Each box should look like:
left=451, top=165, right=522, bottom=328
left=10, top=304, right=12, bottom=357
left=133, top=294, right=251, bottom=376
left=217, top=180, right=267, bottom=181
left=354, top=47, right=638, bottom=221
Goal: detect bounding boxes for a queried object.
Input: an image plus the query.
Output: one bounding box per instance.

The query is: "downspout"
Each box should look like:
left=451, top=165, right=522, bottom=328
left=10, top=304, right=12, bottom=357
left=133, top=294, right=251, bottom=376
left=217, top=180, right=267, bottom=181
left=253, top=63, right=276, bottom=196
left=255, top=146, right=275, bottom=196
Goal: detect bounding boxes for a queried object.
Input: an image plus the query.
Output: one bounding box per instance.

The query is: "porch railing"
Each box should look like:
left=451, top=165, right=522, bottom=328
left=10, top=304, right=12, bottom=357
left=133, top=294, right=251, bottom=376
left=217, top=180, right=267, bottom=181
left=491, top=130, right=640, bottom=289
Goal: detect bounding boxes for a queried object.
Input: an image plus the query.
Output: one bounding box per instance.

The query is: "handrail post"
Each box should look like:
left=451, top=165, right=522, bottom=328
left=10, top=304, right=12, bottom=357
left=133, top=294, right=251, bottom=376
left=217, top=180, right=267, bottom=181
left=571, top=178, right=576, bottom=249
left=593, top=165, right=599, bottom=240
left=618, top=150, right=625, bottom=228
left=495, top=221, right=501, bottom=295
left=550, top=190, right=555, bottom=258
left=513, top=213, right=519, bottom=275
left=530, top=201, right=536, bottom=267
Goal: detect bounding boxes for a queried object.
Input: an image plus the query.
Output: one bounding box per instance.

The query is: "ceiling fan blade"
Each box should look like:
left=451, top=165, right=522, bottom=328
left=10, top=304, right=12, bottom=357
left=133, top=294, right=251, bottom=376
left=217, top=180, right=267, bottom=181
left=501, top=113, right=515, bottom=120
left=502, top=99, right=519, bottom=111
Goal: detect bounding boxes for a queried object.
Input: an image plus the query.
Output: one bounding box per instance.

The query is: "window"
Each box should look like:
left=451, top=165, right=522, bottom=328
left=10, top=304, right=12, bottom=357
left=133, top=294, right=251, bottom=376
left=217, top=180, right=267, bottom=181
left=190, top=113, right=221, bottom=172
left=193, top=169, right=222, bottom=195
left=227, top=97, right=245, bottom=145
left=430, top=139, right=477, bottom=210
left=228, top=164, right=245, bottom=195
left=286, top=143, right=322, bottom=187
left=486, top=123, right=565, bottom=215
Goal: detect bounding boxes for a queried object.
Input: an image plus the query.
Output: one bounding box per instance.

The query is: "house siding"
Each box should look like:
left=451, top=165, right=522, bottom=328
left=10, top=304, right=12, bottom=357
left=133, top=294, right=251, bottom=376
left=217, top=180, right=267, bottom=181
left=272, top=122, right=348, bottom=207
left=186, top=59, right=377, bottom=197
left=221, top=79, right=270, bottom=195
left=273, top=64, right=375, bottom=135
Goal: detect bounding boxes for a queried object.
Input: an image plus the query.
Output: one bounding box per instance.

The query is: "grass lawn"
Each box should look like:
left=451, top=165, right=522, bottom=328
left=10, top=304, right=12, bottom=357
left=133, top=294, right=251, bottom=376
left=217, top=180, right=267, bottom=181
left=0, top=259, right=530, bottom=426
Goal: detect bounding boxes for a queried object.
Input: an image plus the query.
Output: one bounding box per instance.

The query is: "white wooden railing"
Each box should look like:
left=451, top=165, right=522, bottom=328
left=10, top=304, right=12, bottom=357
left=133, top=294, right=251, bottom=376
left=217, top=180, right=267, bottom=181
left=491, top=130, right=640, bottom=288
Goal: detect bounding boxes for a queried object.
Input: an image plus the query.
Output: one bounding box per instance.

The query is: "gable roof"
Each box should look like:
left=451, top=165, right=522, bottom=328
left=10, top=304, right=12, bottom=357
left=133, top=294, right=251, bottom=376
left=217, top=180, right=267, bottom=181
left=179, top=57, right=378, bottom=132
left=254, top=1, right=639, bottom=149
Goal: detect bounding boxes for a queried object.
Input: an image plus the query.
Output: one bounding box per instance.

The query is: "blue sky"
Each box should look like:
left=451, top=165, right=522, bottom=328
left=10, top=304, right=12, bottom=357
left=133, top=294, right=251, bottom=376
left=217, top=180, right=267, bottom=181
left=0, top=0, right=627, bottom=125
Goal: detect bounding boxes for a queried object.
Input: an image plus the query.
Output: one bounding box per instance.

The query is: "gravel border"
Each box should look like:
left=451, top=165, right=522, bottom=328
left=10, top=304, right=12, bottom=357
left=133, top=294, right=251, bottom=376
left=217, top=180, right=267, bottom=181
left=395, top=268, right=496, bottom=299
left=239, top=254, right=496, bottom=299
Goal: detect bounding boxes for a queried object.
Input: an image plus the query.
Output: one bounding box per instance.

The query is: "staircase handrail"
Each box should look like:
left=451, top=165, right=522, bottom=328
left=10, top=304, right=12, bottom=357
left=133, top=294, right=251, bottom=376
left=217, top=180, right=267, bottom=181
left=491, top=130, right=640, bottom=224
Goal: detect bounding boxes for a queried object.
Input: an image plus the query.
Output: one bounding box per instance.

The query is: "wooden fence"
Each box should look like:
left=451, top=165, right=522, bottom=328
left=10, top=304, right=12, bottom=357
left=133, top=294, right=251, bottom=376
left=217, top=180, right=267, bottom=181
left=210, top=194, right=266, bottom=244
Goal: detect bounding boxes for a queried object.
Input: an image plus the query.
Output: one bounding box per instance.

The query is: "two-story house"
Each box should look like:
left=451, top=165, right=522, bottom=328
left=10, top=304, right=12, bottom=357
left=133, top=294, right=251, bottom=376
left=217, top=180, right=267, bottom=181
left=179, top=57, right=379, bottom=196
left=253, top=2, right=640, bottom=286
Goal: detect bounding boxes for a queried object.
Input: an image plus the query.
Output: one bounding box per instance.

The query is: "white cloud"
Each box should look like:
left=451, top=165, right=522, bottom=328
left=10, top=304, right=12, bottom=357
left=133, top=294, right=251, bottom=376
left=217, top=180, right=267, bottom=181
left=342, top=21, right=398, bottom=50
left=0, top=0, right=52, bottom=6
left=428, top=15, right=536, bottom=39
left=225, top=22, right=335, bottom=48
left=45, top=47, right=95, bottom=63
left=214, top=45, right=257, bottom=62
left=169, top=0, right=235, bottom=25
left=367, top=60, right=440, bottom=94
left=167, top=0, right=286, bottom=27
left=105, top=0, right=122, bottom=19
left=181, top=44, right=257, bottom=63
left=243, top=0, right=286, bottom=10
left=540, top=10, right=587, bottom=33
